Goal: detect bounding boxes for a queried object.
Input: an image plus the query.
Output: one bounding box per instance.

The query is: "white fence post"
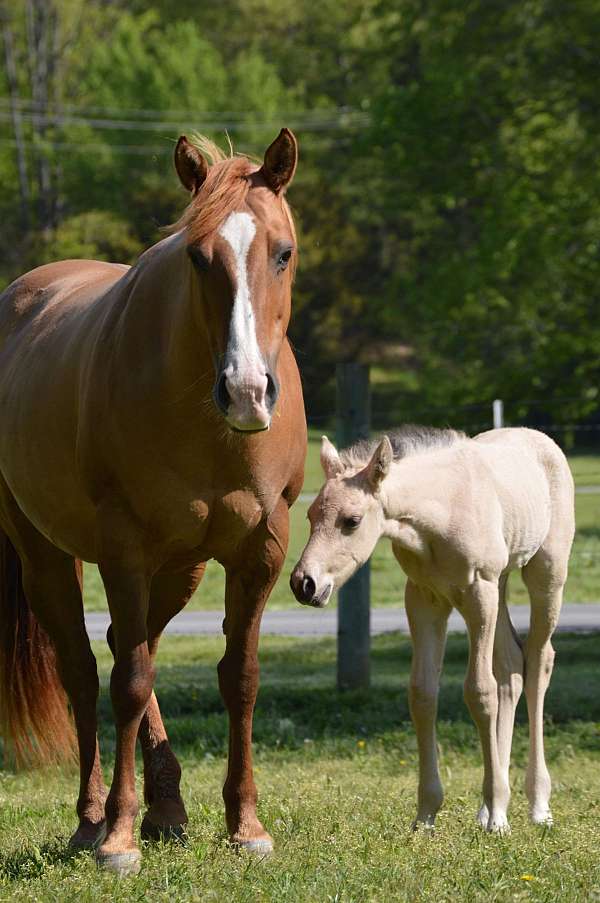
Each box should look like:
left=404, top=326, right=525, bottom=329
left=493, top=398, right=504, bottom=429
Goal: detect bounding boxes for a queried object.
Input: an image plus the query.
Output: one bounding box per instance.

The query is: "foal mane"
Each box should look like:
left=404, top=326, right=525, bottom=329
left=170, top=135, right=297, bottom=266
left=340, top=425, right=466, bottom=469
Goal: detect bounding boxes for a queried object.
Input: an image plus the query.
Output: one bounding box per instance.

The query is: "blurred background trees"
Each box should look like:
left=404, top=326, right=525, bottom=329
left=1, top=0, right=599, bottom=440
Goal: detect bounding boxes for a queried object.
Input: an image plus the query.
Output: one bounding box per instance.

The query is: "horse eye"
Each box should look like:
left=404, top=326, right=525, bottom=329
left=277, top=249, right=292, bottom=270
left=341, top=515, right=362, bottom=533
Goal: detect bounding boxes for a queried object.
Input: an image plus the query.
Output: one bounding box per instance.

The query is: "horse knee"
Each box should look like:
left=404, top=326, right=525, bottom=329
left=464, top=676, right=498, bottom=722
left=217, top=652, right=258, bottom=714
left=409, top=680, right=438, bottom=720
left=110, top=653, right=154, bottom=724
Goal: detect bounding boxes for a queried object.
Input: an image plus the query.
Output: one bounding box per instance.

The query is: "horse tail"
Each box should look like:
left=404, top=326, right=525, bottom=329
left=0, top=530, right=76, bottom=767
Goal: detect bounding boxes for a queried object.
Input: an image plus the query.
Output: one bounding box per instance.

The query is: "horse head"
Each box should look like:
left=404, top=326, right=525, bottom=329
left=174, top=129, right=297, bottom=433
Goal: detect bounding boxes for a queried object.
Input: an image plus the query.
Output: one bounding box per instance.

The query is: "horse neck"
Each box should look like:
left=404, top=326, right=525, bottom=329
left=117, top=230, right=214, bottom=404
left=382, top=452, right=457, bottom=521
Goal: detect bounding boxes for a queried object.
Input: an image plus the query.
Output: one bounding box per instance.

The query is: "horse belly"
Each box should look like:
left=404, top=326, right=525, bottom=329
left=0, top=369, right=99, bottom=560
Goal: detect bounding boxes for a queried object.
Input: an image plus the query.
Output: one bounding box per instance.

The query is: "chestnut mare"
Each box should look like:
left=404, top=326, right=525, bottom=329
left=0, top=129, right=306, bottom=875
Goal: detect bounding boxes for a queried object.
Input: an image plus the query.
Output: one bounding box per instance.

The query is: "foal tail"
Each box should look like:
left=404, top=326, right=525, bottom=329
left=0, top=530, right=76, bottom=767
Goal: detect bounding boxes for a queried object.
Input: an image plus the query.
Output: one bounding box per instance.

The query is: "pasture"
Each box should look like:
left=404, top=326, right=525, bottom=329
left=82, top=435, right=600, bottom=611
left=0, top=632, right=599, bottom=901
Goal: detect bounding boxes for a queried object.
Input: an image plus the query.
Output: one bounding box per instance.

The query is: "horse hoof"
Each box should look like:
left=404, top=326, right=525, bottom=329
left=140, top=814, right=187, bottom=844
left=96, top=849, right=142, bottom=877
left=530, top=810, right=553, bottom=828
left=476, top=804, right=489, bottom=829
left=68, top=821, right=107, bottom=852
left=234, top=837, right=274, bottom=856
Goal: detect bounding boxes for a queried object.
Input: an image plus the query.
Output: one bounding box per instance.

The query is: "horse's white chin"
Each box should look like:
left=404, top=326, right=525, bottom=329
left=227, top=412, right=271, bottom=433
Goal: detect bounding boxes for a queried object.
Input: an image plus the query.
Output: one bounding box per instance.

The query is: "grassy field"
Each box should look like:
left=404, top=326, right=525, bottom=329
left=82, top=437, right=600, bottom=611
left=0, top=632, right=599, bottom=901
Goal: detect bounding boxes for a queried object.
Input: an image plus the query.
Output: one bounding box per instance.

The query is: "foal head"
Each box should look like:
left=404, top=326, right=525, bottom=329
left=173, top=129, right=298, bottom=432
left=290, top=436, right=393, bottom=606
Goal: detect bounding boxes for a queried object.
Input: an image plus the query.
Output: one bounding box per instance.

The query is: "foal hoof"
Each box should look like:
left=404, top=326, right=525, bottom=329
left=476, top=804, right=489, bottom=829
left=530, top=809, right=553, bottom=828
left=140, top=814, right=187, bottom=844
left=96, top=848, right=142, bottom=877
left=487, top=817, right=511, bottom=835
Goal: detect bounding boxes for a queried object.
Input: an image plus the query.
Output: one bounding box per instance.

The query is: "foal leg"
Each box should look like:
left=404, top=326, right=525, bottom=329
left=462, top=576, right=510, bottom=833
left=521, top=551, right=565, bottom=826
left=21, top=554, right=108, bottom=850
left=477, top=576, right=524, bottom=828
left=218, top=498, right=289, bottom=853
left=405, top=581, right=450, bottom=830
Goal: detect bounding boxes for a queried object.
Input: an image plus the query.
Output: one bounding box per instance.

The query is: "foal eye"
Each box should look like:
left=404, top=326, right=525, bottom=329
left=341, top=515, right=362, bottom=533
left=276, top=249, right=292, bottom=270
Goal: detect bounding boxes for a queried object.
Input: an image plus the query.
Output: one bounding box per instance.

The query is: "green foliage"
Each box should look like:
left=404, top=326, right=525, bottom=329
left=42, top=210, right=141, bottom=263
left=0, top=0, right=598, bottom=433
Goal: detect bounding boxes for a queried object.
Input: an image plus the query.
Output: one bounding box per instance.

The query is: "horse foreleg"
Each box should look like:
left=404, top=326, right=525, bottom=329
left=139, top=562, right=206, bottom=841
left=96, top=532, right=153, bottom=877
left=462, top=576, right=510, bottom=833
left=218, top=498, right=289, bottom=853
left=405, top=580, right=450, bottom=830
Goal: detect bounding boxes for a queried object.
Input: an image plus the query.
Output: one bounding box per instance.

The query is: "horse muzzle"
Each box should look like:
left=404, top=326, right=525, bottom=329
left=213, top=365, right=279, bottom=433
left=290, top=568, right=333, bottom=608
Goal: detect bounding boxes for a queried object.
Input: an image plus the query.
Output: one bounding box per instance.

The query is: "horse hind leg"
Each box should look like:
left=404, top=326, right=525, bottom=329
left=477, top=574, right=524, bottom=828
left=13, top=540, right=107, bottom=849
left=521, top=547, right=566, bottom=826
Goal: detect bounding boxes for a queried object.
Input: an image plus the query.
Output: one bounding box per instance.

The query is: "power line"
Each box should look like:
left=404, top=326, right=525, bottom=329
left=0, top=98, right=370, bottom=121
left=0, top=109, right=371, bottom=134
left=0, top=135, right=353, bottom=156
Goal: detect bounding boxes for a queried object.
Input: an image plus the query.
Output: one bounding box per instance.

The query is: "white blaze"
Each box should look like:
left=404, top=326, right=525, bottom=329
left=218, top=211, right=262, bottom=372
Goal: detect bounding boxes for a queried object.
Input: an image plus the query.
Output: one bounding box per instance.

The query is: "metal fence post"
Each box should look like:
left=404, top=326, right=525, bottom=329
left=335, top=363, right=371, bottom=690
left=493, top=398, right=504, bottom=429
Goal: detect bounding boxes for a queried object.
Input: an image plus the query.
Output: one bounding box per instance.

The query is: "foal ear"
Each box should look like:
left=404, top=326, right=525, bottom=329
left=261, top=128, right=298, bottom=194
left=320, top=436, right=344, bottom=479
left=174, top=135, right=208, bottom=195
left=365, top=436, right=393, bottom=490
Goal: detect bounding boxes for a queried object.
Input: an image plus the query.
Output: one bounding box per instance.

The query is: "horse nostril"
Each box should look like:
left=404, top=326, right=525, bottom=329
left=301, top=575, right=316, bottom=602
left=213, top=372, right=230, bottom=414
left=265, top=372, right=279, bottom=409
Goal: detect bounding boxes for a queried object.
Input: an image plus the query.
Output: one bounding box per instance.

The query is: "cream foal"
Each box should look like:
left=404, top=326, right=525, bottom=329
left=291, top=426, right=575, bottom=833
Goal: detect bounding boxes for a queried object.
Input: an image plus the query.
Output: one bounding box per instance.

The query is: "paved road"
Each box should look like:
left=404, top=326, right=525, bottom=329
left=85, top=603, right=600, bottom=640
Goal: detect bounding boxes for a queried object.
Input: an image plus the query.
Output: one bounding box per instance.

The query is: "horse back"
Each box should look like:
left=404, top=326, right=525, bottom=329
left=0, top=259, right=129, bottom=346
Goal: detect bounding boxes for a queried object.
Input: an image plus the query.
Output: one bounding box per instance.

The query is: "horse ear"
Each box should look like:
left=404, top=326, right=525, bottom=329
left=261, top=128, right=297, bottom=194
left=320, top=436, right=343, bottom=479
left=365, top=436, right=393, bottom=490
left=174, top=136, right=208, bottom=195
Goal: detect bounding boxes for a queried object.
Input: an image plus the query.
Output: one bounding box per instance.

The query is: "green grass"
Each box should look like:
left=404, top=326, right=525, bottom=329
left=0, top=632, right=599, bottom=901
left=82, top=442, right=600, bottom=611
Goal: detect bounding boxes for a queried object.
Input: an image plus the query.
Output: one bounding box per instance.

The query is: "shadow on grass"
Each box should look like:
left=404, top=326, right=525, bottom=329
left=0, top=839, right=86, bottom=880
left=92, top=632, right=600, bottom=760
left=576, top=526, right=600, bottom=541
